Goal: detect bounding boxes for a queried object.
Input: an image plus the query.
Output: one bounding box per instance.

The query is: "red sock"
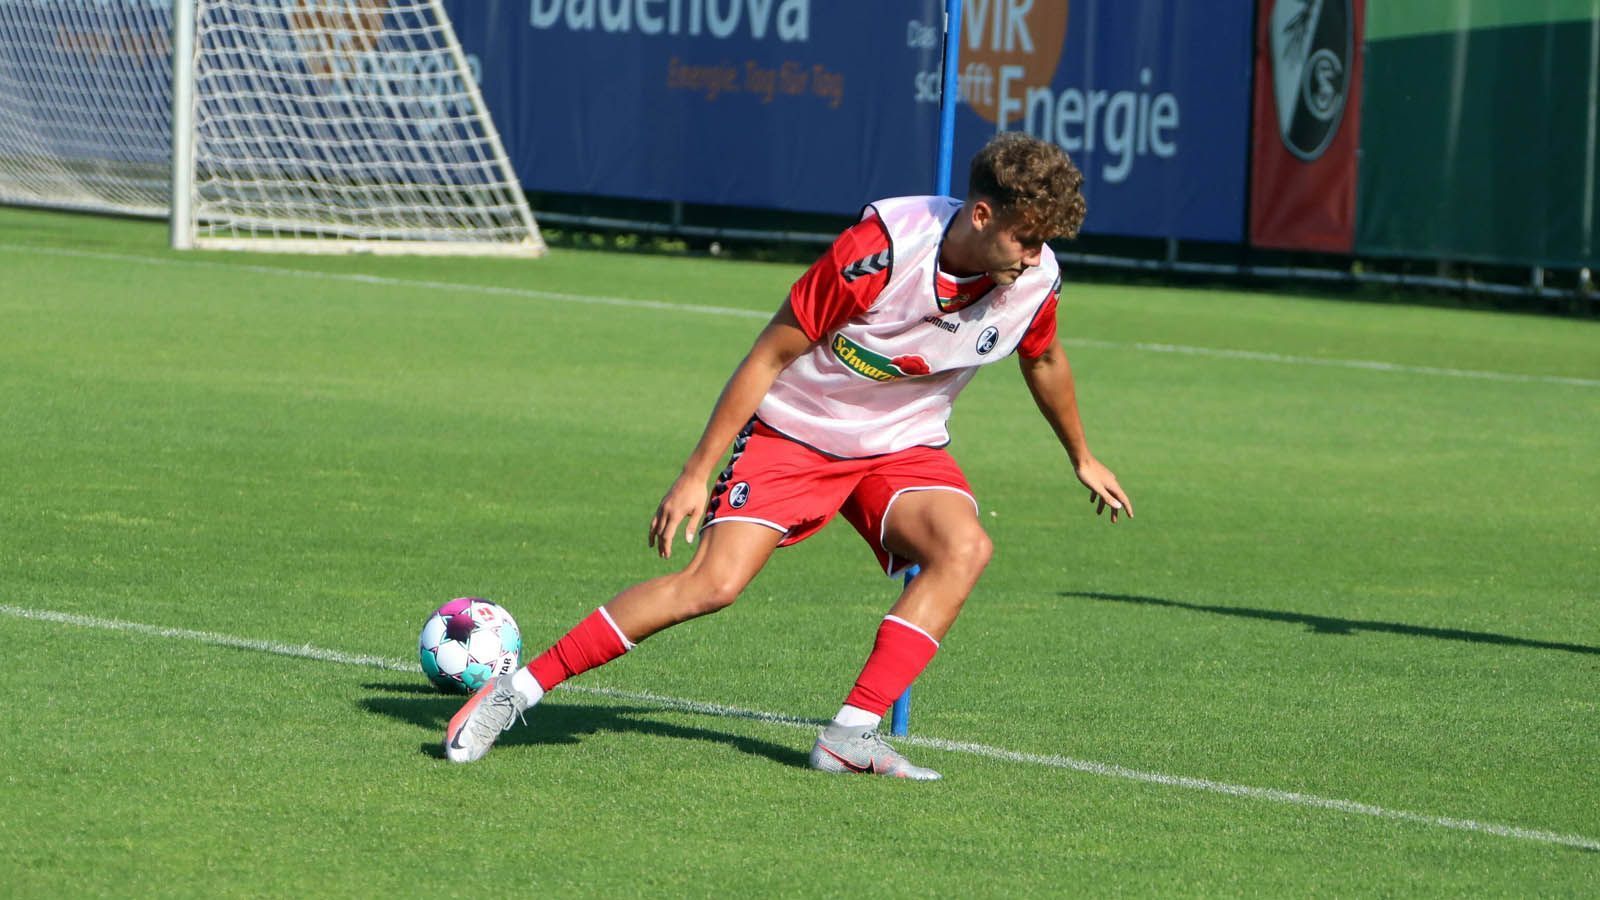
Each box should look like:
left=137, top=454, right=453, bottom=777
left=526, top=608, right=634, bottom=691
left=843, top=616, right=940, bottom=716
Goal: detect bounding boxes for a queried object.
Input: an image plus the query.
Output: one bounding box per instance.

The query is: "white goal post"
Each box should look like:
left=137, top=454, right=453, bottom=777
left=0, top=0, right=545, bottom=256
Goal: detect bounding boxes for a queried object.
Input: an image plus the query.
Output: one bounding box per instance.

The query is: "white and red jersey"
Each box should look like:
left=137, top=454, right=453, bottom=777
left=756, top=195, right=1061, bottom=458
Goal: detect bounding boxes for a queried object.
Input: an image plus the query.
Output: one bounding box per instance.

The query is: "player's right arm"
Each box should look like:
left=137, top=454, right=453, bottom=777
left=649, top=217, right=892, bottom=558
left=649, top=304, right=813, bottom=558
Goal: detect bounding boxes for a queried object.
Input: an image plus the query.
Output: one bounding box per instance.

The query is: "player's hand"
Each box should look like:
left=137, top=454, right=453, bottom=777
left=649, top=472, right=709, bottom=559
left=1075, top=457, right=1133, bottom=524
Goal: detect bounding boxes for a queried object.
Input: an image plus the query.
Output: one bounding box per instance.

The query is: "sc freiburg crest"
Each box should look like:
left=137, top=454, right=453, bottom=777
left=1270, top=0, right=1352, bottom=161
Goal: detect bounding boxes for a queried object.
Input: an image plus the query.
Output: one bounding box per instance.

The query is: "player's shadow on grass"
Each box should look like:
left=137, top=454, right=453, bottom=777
left=1063, top=592, right=1600, bottom=656
left=358, top=683, right=811, bottom=768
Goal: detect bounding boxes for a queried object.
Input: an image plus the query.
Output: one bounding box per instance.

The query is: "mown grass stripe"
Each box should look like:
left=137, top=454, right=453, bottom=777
left=3, top=242, right=1596, bottom=389
left=4, top=602, right=1595, bottom=853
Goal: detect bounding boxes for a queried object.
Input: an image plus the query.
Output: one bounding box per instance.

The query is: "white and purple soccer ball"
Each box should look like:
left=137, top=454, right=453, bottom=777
left=418, top=598, right=522, bottom=693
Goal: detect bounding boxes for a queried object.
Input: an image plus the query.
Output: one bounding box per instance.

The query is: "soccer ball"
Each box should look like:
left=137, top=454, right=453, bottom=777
left=418, top=598, right=522, bottom=693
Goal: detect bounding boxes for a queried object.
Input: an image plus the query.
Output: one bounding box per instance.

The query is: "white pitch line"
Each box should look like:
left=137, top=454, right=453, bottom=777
left=1, top=243, right=771, bottom=322
left=3, top=602, right=1596, bottom=853
left=4, top=242, right=1597, bottom=389
left=1066, top=338, right=1600, bottom=388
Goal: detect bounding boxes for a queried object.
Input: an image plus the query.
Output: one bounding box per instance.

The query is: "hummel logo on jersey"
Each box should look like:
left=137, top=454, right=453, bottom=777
left=922, top=315, right=959, bottom=334
left=841, top=249, right=890, bottom=282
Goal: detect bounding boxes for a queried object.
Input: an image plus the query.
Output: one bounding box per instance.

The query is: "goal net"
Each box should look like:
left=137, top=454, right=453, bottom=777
left=0, top=0, right=544, bottom=256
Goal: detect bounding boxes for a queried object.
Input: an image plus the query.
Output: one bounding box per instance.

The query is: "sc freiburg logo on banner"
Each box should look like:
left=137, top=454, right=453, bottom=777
left=1270, top=0, right=1352, bottom=161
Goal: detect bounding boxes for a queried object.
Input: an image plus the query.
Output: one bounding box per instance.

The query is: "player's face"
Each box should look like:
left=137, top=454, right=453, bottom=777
left=974, top=209, right=1045, bottom=284
left=986, top=224, right=1045, bottom=284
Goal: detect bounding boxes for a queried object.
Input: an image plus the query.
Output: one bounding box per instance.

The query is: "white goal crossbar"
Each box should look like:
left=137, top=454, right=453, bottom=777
left=1, top=0, right=544, bottom=257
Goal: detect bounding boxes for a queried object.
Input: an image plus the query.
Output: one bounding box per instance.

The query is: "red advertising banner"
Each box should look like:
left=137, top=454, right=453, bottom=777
left=1249, top=0, right=1365, bottom=253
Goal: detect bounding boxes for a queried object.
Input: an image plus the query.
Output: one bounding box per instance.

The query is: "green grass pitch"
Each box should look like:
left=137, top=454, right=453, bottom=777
left=1, top=206, right=1597, bottom=896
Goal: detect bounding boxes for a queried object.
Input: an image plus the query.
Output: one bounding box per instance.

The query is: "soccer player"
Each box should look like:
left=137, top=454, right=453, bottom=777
left=445, top=132, right=1133, bottom=778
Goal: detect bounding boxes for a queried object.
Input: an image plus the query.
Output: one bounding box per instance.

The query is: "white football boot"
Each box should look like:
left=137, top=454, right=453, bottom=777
left=443, top=673, right=535, bottom=763
left=809, top=724, right=941, bottom=780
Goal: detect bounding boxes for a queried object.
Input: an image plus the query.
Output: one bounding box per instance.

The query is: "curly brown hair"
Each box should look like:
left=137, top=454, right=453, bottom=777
left=967, top=131, right=1086, bottom=240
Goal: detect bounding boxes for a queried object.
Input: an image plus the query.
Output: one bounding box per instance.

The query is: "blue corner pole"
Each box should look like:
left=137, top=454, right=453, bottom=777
left=891, top=0, right=963, bottom=742
left=889, top=564, right=920, bottom=736
left=935, top=0, right=964, bottom=198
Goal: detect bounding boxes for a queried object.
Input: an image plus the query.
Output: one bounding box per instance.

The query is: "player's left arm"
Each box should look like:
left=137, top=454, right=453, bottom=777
left=1018, top=341, right=1133, bottom=523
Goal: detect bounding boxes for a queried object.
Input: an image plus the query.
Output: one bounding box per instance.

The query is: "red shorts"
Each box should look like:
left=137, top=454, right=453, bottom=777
left=703, top=420, right=977, bottom=577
